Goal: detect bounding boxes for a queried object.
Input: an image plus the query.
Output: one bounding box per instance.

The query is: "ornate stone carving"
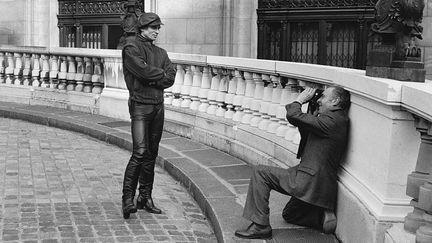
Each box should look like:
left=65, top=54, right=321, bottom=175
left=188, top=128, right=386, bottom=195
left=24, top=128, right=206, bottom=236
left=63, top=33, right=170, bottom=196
left=258, top=0, right=377, bottom=9
left=59, top=1, right=126, bottom=15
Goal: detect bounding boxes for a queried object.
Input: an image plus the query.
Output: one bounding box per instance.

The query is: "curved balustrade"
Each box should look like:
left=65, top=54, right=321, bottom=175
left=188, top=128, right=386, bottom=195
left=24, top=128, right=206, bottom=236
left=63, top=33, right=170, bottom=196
left=0, top=46, right=105, bottom=94
left=1, top=46, right=432, bottom=243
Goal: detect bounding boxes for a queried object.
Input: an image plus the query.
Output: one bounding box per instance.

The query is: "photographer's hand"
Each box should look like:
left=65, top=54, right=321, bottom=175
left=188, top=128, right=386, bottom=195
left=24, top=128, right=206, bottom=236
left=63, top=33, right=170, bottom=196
left=295, top=87, right=317, bottom=104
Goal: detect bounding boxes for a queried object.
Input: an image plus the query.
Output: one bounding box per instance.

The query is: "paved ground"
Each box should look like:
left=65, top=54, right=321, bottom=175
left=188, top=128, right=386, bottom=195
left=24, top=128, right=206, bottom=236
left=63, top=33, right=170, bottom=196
left=0, top=117, right=216, bottom=242
left=0, top=101, right=339, bottom=243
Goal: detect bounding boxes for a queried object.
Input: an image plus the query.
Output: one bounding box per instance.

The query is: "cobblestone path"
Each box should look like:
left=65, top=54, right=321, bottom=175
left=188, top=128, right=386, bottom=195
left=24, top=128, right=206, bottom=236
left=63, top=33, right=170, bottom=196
left=0, top=118, right=216, bottom=242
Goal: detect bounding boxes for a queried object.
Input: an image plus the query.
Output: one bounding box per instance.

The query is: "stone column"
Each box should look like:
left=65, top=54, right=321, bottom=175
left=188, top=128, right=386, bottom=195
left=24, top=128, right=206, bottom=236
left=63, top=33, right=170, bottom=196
left=58, top=56, right=68, bottom=90
left=31, top=54, right=41, bottom=87
left=83, top=57, right=93, bottom=93
left=171, top=64, right=185, bottom=107
left=198, top=67, right=211, bottom=112
left=285, top=79, right=301, bottom=142
left=207, top=68, right=221, bottom=115
left=232, top=70, right=246, bottom=121
left=250, top=73, right=265, bottom=127
left=22, top=53, right=32, bottom=86
left=13, top=53, right=23, bottom=85
left=267, top=76, right=283, bottom=133
left=74, top=57, right=84, bottom=92
left=66, top=56, right=76, bottom=91
left=180, top=65, right=193, bottom=108
left=40, top=55, right=50, bottom=88
left=240, top=71, right=255, bottom=124
left=224, top=70, right=237, bottom=119
left=0, top=52, right=5, bottom=83
left=215, top=70, right=228, bottom=117
left=91, top=58, right=103, bottom=94
left=404, top=117, right=432, bottom=243
left=49, top=55, right=59, bottom=89
left=189, top=65, right=202, bottom=110
left=275, top=78, right=291, bottom=137
left=257, top=75, right=273, bottom=130
left=5, top=53, right=14, bottom=84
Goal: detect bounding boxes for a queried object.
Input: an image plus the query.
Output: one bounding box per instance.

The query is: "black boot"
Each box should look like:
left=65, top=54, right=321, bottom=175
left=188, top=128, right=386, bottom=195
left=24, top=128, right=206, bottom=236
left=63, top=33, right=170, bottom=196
left=136, top=187, right=162, bottom=214
left=122, top=197, right=137, bottom=219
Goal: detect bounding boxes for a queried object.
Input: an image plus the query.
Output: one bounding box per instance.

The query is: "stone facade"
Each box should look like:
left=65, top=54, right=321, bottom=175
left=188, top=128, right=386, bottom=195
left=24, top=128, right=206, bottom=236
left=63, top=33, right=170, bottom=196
left=420, top=0, right=432, bottom=80
left=0, top=0, right=58, bottom=47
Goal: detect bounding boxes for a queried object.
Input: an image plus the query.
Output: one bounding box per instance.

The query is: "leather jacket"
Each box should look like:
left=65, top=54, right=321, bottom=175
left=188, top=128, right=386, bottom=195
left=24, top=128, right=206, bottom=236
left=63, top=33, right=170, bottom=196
left=122, top=35, right=176, bottom=104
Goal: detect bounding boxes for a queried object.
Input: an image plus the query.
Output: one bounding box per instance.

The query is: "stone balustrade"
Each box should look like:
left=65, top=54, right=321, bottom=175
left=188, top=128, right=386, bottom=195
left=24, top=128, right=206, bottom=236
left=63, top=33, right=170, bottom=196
left=1, top=46, right=432, bottom=243
left=0, top=46, right=106, bottom=94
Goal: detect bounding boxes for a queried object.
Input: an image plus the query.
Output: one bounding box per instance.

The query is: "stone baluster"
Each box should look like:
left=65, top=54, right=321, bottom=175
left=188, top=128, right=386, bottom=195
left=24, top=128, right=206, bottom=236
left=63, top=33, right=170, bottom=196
left=92, top=58, right=103, bottom=94
left=171, top=64, right=185, bottom=107
left=232, top=70, right=246, bottom=121
left=404, top=118, right=432, bottom=243
left=31, top=54, right=41, bottom=87
left=257, top=75, right=273, bottom=130
left=49, top=55, right=59, bottom=89
left=74, top=57, right=85, bottom=92
left=267, top=76, right=283, bottom=133
left=189, top=65, right=202, bottom=110
left=22, top=53, right=32, bottom=86
left=66, top=56, right=76, bottom=91
left=40, top=55, right=50, bottom=88
left=215, top=70, right=228, bottom=117
left=207, top=68, right=221, bottom=115
left=13, top=53, right=23, bottom=85
left=0, top=52, right=5, bottom=83
left=275, top=78, right=291, bottom=137
left=198, top=66, right=211, bottom=112
left=83, top=57, right=93, bottom=93
left=180, top=65, right=193, bottom=108
left=57, top=57, right=67, bottom=90
left=224, top=70, right=237, bottom=119
left=286, top=84, right=302, bottom=144
left=250, top=73, right=265, bottom=127
left=240, top=72, right=255, bottom=124
left=5, top=52, right=14, bottom=84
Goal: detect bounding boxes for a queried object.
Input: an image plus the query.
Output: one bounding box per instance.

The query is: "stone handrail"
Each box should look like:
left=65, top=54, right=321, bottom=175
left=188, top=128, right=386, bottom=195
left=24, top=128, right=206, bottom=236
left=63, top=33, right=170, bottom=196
left=1, top=46, right=432, bottom=242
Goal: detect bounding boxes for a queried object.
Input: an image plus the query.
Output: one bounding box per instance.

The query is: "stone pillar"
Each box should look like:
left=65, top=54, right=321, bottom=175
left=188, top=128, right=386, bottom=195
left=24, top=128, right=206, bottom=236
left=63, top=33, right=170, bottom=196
left=285, top=79, right=301, bottom=142
left=74, top=57, right=84, bottom=92
left=5, top=53, right=14, bottom=84
left=91, top=58, right=103, bottom=94
left=66, top=56, right=76, bottom=91
left=40, top=54, right=50, bottom=88
left=13, top=53, right=23, bottom=85
left=215, top=70, right=228, bottom=117
left=240, top=71, right=255, bottom=124
left=22, top=53, right=32, bottom=86
left=180, top=65, right=193, bottom=108
left=0, top=52, right=5, bottom=83
left=404, top=117, right=432, bottom=243
left=31, top=54, right=41, bottom=87
left=257, top=75, right=273, bottom=130
left=83, top=57, right=93, bottom=93
left=232, top=70, right=246, bottom=121
left=224, top=70, right=237, bottom=119
left=207, top=68, right=221, bottom=115
left=267, top=76, right=282, bottom=133
left=275, top=78, right=291, bottom=137
left=171, top=64, right=185, bottom=107
left=189, top=65, right=202, bottom=110
left=58, top=56, right=67, bottom=90
left=49, top=55, right=59, bottom=89
left=250, top=73, right=264, bottom=127
left=198, top=66, right=211, bottom=112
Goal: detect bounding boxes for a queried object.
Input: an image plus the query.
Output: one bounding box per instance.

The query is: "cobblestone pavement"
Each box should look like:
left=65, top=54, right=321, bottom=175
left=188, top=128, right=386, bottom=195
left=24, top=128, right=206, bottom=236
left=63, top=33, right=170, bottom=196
left=0, top=117, right=216, bottom=243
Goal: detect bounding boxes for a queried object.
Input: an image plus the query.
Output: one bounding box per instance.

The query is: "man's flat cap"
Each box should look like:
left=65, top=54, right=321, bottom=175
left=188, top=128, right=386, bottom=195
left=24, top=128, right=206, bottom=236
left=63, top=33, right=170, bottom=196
left=137, top=12, right=163, bottom=28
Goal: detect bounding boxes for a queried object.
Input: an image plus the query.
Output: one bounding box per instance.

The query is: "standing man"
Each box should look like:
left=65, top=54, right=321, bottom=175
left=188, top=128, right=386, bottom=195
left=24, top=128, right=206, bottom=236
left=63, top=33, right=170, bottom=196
left=121, top=12, right=175, bottom=219
left=235, top=86, right=350, bottom=239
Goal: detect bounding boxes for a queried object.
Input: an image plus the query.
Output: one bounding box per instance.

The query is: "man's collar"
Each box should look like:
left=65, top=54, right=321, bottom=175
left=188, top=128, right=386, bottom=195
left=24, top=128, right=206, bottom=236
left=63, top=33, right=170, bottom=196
left=136, top=34, right=153, bottom=44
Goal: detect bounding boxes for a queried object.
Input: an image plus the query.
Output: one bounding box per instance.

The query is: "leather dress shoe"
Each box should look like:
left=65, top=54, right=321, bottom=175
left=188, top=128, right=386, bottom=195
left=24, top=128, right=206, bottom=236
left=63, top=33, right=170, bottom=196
left=137, top=196, right=162, bottom=214
left=235, top=222, right=272, bottom=239
left=322, top=210, right=337, bottom=234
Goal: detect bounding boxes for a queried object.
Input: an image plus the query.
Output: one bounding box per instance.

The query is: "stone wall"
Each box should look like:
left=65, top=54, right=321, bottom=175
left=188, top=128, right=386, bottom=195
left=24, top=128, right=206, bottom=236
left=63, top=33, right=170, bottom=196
left=147, top=0, right=258, bottom=58
left=0, top=0, right=58, bottom=47
left=420, top=0, right=432, bottom=80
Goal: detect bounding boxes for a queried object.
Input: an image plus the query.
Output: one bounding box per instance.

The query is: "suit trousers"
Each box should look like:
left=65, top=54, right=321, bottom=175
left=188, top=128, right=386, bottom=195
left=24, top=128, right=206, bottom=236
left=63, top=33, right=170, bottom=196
left=122, top=100, right=164, bottom=199
left=243, top=165, right=324, bottom=229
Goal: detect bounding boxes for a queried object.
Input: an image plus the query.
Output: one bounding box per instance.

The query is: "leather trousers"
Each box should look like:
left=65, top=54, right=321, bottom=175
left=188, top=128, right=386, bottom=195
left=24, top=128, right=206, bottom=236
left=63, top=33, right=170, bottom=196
left=122, top=100, right=164, bottom=200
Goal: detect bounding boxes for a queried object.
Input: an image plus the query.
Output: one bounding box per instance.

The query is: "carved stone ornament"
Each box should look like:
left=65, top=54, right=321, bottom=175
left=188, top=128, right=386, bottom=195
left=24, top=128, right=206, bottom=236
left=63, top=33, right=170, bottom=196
left=258, top=0, right=377, bottom=9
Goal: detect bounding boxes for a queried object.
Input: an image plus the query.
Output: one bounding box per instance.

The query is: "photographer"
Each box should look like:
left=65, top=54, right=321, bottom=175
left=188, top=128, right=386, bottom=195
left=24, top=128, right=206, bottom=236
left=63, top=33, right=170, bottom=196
left=235, top=86, right=351, bottom=239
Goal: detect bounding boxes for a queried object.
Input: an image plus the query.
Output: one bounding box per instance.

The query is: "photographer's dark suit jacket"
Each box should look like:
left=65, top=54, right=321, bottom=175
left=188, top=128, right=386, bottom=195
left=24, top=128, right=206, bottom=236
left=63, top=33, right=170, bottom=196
left=284, top=102, right=349, bottom=210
